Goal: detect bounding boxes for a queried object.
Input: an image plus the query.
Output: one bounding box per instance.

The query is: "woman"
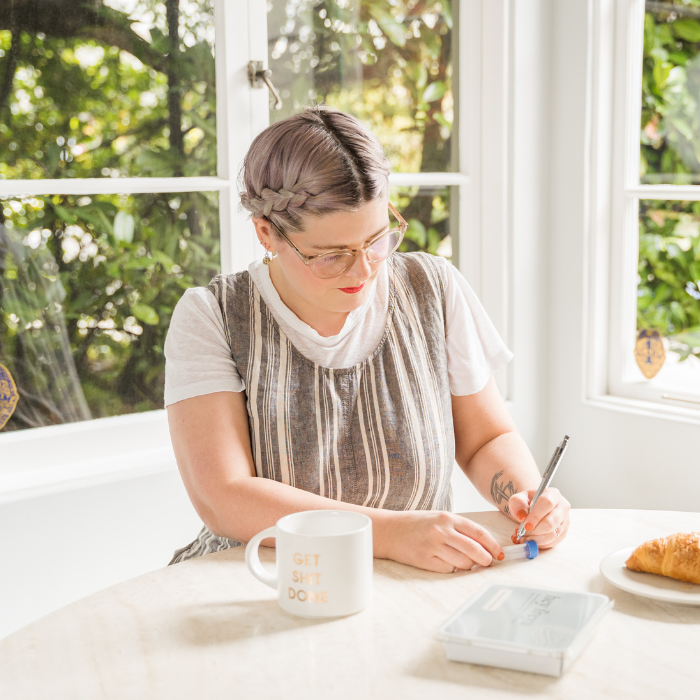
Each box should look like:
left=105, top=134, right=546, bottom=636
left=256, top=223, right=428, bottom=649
left=164, top=106, right=570, bottom=573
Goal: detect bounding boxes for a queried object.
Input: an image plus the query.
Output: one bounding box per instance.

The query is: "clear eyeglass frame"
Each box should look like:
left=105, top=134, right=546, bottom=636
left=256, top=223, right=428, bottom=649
left=270, top=202, right=408, bottom=279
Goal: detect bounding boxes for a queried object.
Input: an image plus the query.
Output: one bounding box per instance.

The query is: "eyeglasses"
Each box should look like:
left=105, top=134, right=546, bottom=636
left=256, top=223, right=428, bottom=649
left=271, top=203, right=408, bottom=279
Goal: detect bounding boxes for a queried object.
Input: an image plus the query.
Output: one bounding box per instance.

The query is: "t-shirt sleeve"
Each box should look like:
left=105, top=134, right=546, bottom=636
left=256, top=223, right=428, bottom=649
left=163, top=286, right=245, bottom=407
left=438, top=257, right=514, bottom=396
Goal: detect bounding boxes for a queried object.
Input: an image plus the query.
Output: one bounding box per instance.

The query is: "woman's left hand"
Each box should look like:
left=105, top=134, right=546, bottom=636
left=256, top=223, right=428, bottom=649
left=506, top=487, right=571, bottom=549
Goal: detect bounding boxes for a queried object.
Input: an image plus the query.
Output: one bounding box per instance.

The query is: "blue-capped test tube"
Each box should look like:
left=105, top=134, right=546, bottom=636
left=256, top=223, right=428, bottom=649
left=501, top=541, right=539, bottom=561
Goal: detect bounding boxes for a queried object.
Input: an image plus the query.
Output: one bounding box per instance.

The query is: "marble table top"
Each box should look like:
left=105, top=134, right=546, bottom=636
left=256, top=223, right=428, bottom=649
left=2, top=509, right=699, bottom=699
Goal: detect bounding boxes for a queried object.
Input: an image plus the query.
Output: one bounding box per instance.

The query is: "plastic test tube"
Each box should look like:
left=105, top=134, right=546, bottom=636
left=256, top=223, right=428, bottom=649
left=467, top=541, right=539, bottom=572
left=501, top=541, right=539, bottom=561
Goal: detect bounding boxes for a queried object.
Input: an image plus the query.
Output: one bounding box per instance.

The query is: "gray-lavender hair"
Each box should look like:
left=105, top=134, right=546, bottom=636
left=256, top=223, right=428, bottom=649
left=238, top=105, right=391, bottom=233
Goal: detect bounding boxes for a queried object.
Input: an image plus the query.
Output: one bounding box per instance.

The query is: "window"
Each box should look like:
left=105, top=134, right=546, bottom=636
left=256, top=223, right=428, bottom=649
left=607, top=0, right=700, bottom=413
left=264, top=0, right=460, bottom=260
left=0, top=0, right=220, bottom=435
left=2, top=0, right=509, bottom=479
left=261, top=0, right=507, bottom=400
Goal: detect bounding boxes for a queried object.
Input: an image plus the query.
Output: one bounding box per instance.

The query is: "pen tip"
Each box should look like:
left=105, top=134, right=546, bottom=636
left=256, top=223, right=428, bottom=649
left=563, top=434, right=570, bottom=441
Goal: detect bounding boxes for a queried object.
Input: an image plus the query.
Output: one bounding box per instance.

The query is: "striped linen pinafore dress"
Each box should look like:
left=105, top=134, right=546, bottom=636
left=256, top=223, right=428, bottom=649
left=170, top=252, right=455, bottom=563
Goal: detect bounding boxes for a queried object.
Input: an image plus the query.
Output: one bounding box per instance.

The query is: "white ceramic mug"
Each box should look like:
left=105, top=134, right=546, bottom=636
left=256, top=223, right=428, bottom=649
left=245, top=510, right=373, bottom=618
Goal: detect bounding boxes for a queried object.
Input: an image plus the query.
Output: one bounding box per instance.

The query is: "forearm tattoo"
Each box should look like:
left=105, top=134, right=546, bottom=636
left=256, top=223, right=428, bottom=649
left=490, top=470, right=517, bottom=515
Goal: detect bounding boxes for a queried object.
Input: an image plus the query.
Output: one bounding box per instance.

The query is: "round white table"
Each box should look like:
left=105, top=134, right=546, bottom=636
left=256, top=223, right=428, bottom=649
left=2, top=509, right=699, bottom=699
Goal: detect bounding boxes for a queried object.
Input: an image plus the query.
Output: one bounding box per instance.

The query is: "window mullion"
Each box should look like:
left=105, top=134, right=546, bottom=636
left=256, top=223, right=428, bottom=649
left=388, top=173, right=469, bottom=187
left=625, top=185, right=700, bottom=200
left=456, top=0, right=481, bottom=294
left=212, top=0, right=269, bottom=274
left=608, top=0, right=644, bottom=400
left=0, top=177, right=229, bottom=197
left=617, top=0, right=645, bottom=397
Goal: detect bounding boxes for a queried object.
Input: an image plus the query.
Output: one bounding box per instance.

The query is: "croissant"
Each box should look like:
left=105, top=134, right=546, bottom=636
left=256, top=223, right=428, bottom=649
left=625, top=532, right=700, bottom=585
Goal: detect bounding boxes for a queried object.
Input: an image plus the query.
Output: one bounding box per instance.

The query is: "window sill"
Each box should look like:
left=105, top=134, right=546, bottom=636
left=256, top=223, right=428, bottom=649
left=0, top=410, right=176, bottom=503
left=584, top=394, right=700, bottom=426
left=0, top=446, right=177, bottom=505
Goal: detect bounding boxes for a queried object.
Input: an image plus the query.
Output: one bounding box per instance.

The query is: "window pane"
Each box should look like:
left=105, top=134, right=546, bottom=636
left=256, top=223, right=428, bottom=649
left=640, top=3, right=700, bottom=184
left=267, top=1, right=454, bottom=173
left=0, top=191, right=219, bottom=432
left=636, top=199, right=700, bottom=392
left=0, top=0, right=216, bottom=180
left=391, top=185, right=451, bottom=259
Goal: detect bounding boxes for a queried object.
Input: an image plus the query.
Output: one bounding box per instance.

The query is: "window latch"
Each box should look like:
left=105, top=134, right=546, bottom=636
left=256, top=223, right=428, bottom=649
left=248, top=61, right=282, bottom=111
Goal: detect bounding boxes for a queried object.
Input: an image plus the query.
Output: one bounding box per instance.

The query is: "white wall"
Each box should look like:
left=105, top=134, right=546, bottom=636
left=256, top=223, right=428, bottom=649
left=0, top=469, right=201, bottom=640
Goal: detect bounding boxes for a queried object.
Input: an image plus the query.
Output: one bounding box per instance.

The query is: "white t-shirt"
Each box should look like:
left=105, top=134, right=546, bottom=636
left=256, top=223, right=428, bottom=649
left=164, top=256, right=513, bottom=407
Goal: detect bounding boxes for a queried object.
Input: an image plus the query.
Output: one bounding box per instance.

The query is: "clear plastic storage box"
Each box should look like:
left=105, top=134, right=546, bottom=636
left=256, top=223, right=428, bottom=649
left=438, top=584, right=613, bottom=677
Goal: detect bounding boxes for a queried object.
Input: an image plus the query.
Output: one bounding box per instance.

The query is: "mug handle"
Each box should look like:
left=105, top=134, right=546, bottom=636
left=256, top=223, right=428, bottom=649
left=245, top=526, right=278, bottom=589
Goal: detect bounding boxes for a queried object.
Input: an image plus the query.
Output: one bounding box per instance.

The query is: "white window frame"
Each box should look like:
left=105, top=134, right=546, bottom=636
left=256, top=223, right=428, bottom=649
left=586, top=0, right=700, bottom=424
left=0, top=0, right=514, bottom=498
left=0, top=0, right=260, bottom=497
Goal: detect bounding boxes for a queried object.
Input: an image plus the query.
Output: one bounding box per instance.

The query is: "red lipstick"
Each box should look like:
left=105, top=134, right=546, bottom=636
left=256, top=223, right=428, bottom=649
left=338, top=283, right=366, bottom=294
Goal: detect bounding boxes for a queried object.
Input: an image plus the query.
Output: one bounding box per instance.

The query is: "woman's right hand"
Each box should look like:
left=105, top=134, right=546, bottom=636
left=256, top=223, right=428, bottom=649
left=376, top=511, right=505, bottom=573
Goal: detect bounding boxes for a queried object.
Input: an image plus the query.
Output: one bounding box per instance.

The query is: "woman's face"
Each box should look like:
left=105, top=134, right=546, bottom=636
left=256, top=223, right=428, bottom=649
left=256, top=195, right=391, bottom=318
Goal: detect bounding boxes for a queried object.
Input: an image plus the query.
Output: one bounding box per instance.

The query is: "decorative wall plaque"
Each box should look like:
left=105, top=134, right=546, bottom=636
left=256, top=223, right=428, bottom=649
left=634, top=329, right=666, bottom=379
left=0, top=363, right=19, bottom=430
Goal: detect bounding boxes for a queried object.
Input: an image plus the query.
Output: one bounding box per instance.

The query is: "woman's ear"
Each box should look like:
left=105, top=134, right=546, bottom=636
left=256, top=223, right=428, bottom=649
left=252, top=217, right=278, bottom=254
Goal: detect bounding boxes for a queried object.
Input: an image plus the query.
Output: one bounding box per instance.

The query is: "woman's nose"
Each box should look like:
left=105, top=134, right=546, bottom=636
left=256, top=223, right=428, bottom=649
left=346, top=251, right=372, bottom=279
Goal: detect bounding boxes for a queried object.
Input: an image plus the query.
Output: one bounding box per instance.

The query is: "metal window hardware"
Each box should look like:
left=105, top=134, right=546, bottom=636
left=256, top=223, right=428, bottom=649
left=248, top=61, right=282, bottom=111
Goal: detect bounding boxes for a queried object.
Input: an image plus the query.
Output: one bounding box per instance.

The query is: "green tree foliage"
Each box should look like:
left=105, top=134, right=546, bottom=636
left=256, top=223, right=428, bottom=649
left=0, top=0, right=454, bottom=432
left=0, top=0, right=216, bottom=179
left=0, top=0, right=218, bottom=431
left=639, top=4, right=700, bottom=363
left=267, top=0, right=454, bottom=256
left=1, top=192, right=219, bottom=428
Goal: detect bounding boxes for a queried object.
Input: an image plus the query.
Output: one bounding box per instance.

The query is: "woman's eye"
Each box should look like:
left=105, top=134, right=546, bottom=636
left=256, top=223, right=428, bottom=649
left=370, top=235, right=392, bottom=254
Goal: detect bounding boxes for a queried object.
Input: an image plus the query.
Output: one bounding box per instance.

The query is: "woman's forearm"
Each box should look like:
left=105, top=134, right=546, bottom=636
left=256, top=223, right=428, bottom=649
left=203, top=476, right=396, bottom=557
left=460, top=431, right=542, bottom=519
left=205, top=432, right=542, bottom=549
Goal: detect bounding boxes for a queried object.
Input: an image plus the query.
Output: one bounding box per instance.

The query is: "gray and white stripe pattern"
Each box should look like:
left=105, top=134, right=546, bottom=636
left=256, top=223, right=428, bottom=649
left=170, top=253, right=455, bottom=564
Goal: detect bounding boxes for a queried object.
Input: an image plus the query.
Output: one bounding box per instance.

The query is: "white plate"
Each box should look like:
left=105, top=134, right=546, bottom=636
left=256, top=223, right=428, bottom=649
left=600, top=547, right=700, bottom=606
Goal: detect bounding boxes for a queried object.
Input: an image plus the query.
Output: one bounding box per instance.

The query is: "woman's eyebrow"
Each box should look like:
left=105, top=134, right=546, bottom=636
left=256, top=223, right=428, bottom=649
left=307, top=223, right=391, bottom=251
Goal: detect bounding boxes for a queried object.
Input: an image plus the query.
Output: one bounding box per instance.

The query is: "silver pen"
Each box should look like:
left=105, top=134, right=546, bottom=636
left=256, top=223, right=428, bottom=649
left=515, top=435, right=570, bottom=542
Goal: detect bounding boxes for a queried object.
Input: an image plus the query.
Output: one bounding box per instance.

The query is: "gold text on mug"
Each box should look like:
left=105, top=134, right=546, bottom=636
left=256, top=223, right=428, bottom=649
left=289, top=588, right=328, bottom=603
left=293, top=553, right=320, bottom=566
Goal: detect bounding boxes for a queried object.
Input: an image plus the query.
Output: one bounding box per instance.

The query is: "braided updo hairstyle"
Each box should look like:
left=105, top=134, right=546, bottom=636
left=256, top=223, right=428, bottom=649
left=239, top=105, right=391, bottom=234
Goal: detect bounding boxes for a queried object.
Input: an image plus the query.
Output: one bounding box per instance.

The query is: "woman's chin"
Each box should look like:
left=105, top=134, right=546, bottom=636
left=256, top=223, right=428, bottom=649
left=331, top=287, right=371, bottom=310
